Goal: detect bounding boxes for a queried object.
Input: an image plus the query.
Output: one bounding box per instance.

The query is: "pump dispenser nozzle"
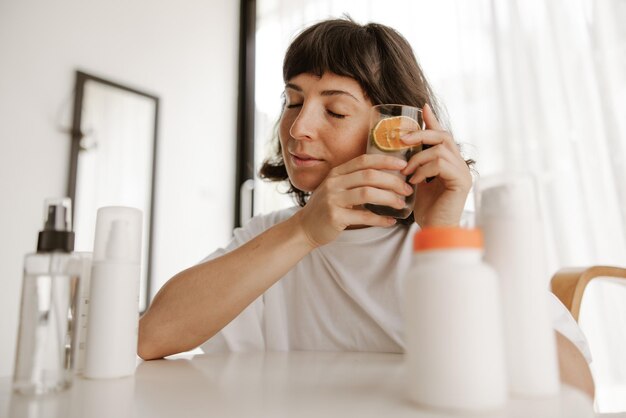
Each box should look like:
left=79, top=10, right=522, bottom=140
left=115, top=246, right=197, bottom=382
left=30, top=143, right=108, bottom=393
left=36, top=198, right=75, bottom=253
left=92, top=207, right=142, bottom=265
left=105, top=220, right=131, bottom=261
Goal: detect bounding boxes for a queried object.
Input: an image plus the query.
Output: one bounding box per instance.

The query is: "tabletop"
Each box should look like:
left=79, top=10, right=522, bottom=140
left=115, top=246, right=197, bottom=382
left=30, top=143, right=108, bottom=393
left=0, top=351, right=599, bottom=418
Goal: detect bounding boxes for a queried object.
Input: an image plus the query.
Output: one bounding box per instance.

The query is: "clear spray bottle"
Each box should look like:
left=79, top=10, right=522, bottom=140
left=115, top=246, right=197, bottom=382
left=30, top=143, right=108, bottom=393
left=13, top=198, right=80, bottom=394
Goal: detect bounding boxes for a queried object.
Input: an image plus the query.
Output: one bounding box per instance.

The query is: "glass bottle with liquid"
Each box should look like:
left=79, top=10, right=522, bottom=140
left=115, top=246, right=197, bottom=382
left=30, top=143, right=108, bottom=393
left=13, top=198, right=80, bottom=395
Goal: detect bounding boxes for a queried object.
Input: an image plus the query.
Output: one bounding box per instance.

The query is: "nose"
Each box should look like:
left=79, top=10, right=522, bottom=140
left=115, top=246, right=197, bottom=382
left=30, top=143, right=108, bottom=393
left=289, top=104, right=318, bottom=141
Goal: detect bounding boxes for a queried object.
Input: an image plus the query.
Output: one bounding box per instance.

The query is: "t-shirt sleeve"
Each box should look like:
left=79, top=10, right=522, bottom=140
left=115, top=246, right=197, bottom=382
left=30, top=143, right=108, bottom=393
left=198, top=214, right=280, bottom=353
left=549, top=292, right=592, bottom=363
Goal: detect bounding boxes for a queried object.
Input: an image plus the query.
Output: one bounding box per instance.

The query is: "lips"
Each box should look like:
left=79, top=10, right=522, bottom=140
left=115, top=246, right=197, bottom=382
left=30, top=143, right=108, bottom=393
left=291, top=151, right=317, bottom=160
left=289, top=151, right=323, bottom=167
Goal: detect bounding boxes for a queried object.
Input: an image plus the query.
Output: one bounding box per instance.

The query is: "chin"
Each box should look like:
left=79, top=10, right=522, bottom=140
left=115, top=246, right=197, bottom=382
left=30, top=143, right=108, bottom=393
left=290, top=180, right=318, bottom=193
left=288, top=175, right=322, bottom=193
left=285, top=166, right=326, bottom=193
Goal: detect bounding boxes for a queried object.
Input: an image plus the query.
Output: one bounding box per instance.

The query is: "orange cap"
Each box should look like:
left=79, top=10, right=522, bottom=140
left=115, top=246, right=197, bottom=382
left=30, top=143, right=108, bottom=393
left=413, top=227, right=484, bottom=252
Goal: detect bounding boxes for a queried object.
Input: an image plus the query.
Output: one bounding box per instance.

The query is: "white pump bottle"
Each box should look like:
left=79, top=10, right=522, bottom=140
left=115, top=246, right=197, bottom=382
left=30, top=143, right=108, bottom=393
left=84, top=206, right=143, bottom=379
left=477, top=176, right=560, bottom=398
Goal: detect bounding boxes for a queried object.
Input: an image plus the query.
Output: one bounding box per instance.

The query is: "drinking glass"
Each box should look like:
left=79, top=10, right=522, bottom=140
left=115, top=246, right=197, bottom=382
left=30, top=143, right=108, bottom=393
left=364, top=104, right=424, bottom=219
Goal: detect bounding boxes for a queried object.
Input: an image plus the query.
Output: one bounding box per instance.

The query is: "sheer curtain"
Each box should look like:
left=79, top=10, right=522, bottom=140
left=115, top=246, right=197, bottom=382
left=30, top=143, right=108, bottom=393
left=254, top=0, right=626, bottom=409
left=254, top=0, right=626, bottom=271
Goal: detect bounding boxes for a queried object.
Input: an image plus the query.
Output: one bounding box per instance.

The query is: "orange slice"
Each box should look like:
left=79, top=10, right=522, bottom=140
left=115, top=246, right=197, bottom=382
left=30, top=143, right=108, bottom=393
left=371, top=115, right=421, bottom=151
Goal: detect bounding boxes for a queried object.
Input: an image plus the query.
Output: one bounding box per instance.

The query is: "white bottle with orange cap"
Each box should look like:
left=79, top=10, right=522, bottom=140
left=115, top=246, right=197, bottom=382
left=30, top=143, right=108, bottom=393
left=404, top=227, right=508, bottom=411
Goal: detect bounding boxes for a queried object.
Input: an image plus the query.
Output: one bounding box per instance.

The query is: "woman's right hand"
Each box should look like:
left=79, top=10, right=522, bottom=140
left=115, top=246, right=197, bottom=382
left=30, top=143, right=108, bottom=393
left=293, top=154, right=414, bottom=248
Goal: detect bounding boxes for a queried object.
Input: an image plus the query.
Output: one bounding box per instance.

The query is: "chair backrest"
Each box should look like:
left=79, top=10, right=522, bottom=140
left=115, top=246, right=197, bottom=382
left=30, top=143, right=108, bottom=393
left=551, top=266, right=626, bottom=321
left=551, top=266, right=626, bottom=414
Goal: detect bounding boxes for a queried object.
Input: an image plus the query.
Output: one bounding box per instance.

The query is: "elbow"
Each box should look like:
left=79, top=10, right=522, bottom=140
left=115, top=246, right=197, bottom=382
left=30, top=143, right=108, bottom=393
left=137, top=316, right=164, bottom=361
left=137, top=341, right=161, bottom=361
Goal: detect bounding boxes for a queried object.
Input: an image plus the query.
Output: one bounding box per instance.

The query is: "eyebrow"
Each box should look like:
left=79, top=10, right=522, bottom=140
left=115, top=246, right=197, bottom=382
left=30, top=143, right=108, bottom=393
left=285, top=83, right=360, bottom=102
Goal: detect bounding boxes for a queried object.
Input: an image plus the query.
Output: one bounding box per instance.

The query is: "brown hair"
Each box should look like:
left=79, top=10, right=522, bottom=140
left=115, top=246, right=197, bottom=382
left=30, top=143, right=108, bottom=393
left=260, top=18, right=469, bottom=224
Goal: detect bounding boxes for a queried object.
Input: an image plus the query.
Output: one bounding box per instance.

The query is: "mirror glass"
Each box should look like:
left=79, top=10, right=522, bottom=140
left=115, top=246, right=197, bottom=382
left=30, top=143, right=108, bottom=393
left=68, top=72, right=158, bottom=311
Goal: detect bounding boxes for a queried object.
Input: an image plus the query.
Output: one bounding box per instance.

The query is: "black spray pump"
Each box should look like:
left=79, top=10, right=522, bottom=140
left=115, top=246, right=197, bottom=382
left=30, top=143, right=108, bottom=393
left=36, top=198, right=75, bottom=253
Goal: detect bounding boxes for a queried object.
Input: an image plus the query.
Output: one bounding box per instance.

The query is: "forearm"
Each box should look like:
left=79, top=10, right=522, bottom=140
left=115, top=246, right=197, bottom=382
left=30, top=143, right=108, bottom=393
left=138, top=213, right=314, bottom=360
left=556, top=331, right=595, bottom=399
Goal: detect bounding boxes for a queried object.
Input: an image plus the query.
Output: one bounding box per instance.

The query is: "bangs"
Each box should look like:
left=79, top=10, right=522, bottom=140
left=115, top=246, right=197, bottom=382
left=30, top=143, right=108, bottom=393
left=283, top=21, right=380, bottom=99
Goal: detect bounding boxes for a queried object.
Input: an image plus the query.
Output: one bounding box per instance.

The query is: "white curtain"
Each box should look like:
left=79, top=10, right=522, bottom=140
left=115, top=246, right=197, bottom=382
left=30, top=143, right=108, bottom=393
left=255, top=0, right=626, bottom=268
left=254, top=0, right=626, bottom=410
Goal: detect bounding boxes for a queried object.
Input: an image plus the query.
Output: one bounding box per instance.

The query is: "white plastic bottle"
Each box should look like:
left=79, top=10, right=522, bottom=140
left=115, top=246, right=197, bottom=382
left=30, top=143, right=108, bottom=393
left=405, top=227, right=508, bottom=411
left=84, top=206, right=143, bottom=379
left=477, top=177, right=560, bottom=398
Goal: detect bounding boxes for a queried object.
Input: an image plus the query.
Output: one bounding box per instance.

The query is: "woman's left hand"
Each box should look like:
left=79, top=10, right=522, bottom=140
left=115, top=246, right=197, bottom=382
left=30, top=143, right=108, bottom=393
left=399, top=103, right=473, bottom=227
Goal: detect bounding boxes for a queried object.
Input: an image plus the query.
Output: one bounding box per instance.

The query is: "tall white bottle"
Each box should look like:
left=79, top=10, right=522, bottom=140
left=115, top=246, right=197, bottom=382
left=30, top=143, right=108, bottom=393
left=405, top=227, right=508, bottom=411
left=476, top=176, right=560, bottom=398
left=84, top=206, right=143, bottom=379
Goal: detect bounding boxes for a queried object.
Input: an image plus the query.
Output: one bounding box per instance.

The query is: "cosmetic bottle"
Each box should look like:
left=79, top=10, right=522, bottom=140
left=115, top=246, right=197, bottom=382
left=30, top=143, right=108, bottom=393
left=477, top=177, right=560, bottom=398
left=13, top=198, right=80, bottom=395
left=71, top=252, right=93, bottom=375
left=84, top=206, right=142, bottom=379
left=405, top=227, right=508, bottom=411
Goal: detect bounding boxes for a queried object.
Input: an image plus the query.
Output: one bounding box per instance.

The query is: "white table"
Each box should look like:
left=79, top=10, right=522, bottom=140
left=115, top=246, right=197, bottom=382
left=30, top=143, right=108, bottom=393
left=0, top=351, right=599, bottom=418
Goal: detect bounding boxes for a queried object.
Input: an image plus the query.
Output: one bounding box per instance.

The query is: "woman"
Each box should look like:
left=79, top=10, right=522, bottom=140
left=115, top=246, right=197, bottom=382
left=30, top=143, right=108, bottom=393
left=138, top=18, right=594, bottom=397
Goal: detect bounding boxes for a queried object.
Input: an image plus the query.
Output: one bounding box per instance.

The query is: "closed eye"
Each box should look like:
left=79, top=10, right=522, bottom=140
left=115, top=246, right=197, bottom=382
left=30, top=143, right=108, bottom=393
left=286, top=103, right=302, bottom=109
left=327, top=109, right=346, bottom=119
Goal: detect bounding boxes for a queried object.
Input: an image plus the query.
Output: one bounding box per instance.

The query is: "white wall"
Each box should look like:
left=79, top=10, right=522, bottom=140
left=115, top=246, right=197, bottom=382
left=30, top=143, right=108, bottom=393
left=0, top=0, right=240, bottom=376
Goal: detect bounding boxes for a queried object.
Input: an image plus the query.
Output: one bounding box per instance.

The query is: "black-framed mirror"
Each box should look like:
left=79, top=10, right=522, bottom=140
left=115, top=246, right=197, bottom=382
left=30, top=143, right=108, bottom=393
left=67, top=70, right=159, bottom=312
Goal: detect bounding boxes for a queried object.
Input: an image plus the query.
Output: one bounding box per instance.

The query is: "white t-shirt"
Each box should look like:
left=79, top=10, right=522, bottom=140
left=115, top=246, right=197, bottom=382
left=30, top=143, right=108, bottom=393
left=200, top=206, right=591, bottom=362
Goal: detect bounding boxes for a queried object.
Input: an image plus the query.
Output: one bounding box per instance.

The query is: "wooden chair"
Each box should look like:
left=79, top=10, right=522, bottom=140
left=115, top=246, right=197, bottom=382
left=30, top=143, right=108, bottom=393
left=551, top=266, right=626, bottom=414
left=551, top=266, right=626, bottom=322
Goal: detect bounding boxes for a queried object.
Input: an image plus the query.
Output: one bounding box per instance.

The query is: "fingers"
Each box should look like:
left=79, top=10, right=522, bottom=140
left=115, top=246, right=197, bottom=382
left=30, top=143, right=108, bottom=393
left=332, top=154, right=407, bottom=176
left=403, top=144, right=462, bottom=178
left=400, top=129, right=463, bottom=166
left=405, top=146, right=472, bottom=187
left=308, top=152, right=420, bottom=232
left=328, top=207, right=398, bottom=228
left=409, top=159, right=452, bottom=184
left=326, top=159, right=414, bottom=212
left=400, top=129, right=452, bottom=148
left=340, top=186, right=409, bottom=210
left=399, top=105, right=458, bottom=157
left=423, top=103, right=443, bottom=131
left=348, top=208, right=398, bottom=227
left=335, top=169, right=414, bottom=197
